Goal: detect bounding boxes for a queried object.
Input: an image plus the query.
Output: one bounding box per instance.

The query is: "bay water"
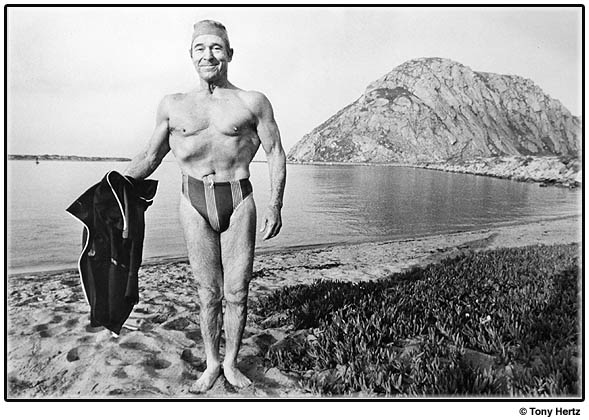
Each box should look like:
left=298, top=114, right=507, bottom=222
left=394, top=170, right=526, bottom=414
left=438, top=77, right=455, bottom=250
left=7, top=160, right=581, bottom=274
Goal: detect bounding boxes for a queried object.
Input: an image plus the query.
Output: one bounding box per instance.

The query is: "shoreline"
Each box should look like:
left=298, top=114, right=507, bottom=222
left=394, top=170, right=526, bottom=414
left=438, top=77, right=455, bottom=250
left=7, top=213, right=581, bottom=279
left=6, top=215, right=582, bottom=398
left=287, top=155, right=582, bottom=188
left=7, top=154, right=131, bottom=162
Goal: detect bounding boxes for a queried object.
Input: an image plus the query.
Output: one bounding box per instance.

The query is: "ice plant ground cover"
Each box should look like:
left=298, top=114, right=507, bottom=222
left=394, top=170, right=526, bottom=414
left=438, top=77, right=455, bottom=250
left=252, top=244, right=581, bottom=397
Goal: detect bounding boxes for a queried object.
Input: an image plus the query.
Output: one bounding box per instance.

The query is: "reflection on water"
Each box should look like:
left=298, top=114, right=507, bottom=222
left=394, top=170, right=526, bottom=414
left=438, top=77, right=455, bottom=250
left=7, top=161, right=581, bottom=273
left=295, top=164, right=579, bottom=240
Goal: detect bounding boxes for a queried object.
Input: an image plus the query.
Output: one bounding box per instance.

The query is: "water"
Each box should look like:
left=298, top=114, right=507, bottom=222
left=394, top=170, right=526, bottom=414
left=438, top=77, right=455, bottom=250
left=7, top=160, right=581, bottom=274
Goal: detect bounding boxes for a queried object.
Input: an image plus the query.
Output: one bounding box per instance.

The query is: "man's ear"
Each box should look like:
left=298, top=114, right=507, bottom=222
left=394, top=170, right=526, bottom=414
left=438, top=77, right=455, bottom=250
left=228, top=48, right=234, bottom=62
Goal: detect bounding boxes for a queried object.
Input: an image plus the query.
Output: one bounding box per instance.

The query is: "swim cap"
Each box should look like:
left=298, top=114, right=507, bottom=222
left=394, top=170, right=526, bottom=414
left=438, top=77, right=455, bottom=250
left=191, top=20, right=230, bottom=50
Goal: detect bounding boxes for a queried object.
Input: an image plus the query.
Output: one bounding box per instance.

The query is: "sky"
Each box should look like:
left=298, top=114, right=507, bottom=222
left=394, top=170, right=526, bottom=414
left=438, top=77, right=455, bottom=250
left=6, top=6, right=583, bottom=159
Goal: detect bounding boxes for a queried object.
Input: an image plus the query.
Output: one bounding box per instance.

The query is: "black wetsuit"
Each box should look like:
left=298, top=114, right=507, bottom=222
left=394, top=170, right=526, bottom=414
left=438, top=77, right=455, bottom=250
left=66, top=171, right=157, bottom=335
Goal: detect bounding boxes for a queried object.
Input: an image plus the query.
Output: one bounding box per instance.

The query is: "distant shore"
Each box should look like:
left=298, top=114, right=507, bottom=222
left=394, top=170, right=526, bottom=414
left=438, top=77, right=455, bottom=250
left=287, top=155, right=582, bottom=188
left=8, top=154, right=131, bottom=162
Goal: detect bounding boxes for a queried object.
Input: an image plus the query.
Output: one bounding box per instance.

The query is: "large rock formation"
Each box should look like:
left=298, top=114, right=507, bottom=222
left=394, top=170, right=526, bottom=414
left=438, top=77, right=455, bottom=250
left=287, top=58, right=580, bottom=164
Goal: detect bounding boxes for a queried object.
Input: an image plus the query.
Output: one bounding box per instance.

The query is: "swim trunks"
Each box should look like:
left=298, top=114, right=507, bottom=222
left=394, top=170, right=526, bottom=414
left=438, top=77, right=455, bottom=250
left=182, top=173, right=253, bottom=233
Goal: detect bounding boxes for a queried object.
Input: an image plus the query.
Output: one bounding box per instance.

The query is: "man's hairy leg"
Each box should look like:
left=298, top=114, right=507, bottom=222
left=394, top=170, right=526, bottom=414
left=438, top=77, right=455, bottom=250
left=179, top=195, right=223, bottom=393
left=220, top=196, right=256, bottom=388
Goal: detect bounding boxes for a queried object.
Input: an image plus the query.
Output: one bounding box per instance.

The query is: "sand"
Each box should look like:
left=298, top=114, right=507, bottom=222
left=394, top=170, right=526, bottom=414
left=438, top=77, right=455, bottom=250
left=6, top=214, right=582, bottom=399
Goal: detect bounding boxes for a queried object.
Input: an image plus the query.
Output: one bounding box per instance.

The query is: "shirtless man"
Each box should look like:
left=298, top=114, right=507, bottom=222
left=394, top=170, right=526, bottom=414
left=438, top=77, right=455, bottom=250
left=124, top=20, right=286, bottom=393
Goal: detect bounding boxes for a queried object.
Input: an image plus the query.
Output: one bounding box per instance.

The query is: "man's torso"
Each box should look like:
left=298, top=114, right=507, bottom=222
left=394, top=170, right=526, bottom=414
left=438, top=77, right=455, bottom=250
left=167, top=87, right=261, bottom=181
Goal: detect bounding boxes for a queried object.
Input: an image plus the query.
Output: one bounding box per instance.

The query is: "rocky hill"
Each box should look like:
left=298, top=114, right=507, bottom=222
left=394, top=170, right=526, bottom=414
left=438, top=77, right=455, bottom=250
left=287, top=58, right=581, bottom=183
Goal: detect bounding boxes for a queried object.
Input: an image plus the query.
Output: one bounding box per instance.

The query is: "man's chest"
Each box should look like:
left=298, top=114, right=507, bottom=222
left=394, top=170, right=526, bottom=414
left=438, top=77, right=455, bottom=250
left=169, top=97, right=256, bottom=137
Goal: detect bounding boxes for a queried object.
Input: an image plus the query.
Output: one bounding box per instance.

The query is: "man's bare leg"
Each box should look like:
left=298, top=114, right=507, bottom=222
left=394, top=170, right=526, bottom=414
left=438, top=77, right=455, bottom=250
left=179, top=194, right=224, bottom=393
left=220, top=195, right=256, bottom=388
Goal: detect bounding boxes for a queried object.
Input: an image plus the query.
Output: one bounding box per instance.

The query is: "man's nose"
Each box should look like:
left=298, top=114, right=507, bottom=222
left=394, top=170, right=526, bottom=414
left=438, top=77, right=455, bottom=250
left=202, top=48, right=213, bottom=59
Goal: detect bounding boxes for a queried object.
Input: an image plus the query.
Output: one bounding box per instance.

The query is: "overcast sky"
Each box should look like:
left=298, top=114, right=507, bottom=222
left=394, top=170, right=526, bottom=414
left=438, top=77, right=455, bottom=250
left=7, top=6, right=582, bottom=158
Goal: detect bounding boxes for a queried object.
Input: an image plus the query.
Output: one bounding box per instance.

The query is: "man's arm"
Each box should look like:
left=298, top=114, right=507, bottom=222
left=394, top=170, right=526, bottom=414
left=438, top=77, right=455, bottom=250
left=124, top=96, right=171, bottom=180
left=252, top=92, right=286, bottom=240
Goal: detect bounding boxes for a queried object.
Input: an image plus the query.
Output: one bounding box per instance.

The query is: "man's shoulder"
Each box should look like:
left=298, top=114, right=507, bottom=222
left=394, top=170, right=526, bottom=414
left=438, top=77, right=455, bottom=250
left=162, top=92, right=189, bottom=104
left=158, top=92, right=192, bottom=113
left=235, top=89, right=272, bottom=114
left=236, top=89, right=268, bottom=102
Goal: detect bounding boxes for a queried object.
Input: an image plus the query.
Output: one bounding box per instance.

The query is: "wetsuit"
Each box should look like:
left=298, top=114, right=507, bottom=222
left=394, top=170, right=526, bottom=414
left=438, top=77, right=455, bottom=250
left=182, top=173, right=253, bottom=233
left=66, top=171, right=158, bottom=335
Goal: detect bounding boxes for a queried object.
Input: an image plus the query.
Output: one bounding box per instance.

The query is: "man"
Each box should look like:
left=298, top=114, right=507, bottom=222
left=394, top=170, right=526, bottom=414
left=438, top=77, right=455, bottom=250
left=124, top=20, right=286, bottom=393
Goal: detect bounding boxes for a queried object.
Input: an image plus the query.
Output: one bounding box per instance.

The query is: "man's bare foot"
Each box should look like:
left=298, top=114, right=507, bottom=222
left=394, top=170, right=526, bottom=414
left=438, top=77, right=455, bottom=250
left=189, top=365, right=221, bottom=394
left=223, top=363, right=252, bottom=388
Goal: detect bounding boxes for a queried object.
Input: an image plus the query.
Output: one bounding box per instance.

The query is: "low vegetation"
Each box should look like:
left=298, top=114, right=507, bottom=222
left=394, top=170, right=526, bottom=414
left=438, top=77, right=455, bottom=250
left=252, top=244, right=581, bottom=397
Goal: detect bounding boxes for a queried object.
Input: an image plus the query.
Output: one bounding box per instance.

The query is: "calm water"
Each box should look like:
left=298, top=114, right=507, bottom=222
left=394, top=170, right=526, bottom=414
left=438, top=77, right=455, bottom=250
left=7, top=160, right=581, bottom=274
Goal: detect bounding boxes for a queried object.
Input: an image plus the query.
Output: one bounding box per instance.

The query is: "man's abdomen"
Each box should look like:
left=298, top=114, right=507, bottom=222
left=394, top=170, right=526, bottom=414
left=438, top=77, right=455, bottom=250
left=170, top=130, right=259, bottom=181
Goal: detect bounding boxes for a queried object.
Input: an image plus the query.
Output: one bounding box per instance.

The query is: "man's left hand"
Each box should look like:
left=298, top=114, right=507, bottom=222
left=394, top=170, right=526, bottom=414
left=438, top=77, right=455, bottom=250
left=260, top=205, right=282, bottom=240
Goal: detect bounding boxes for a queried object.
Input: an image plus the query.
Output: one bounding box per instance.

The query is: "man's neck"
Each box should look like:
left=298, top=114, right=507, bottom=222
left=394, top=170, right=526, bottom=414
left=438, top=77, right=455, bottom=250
left=200, top=78, right=230, bottom=94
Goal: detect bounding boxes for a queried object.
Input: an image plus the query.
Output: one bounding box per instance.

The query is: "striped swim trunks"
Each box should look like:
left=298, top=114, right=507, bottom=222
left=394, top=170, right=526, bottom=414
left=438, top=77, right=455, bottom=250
left=182, top=173, right=253, bottom=233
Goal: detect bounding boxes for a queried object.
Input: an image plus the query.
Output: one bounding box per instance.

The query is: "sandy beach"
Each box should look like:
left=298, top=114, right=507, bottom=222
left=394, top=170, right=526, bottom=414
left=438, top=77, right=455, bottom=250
left=6, top=214, right=582, bottom=399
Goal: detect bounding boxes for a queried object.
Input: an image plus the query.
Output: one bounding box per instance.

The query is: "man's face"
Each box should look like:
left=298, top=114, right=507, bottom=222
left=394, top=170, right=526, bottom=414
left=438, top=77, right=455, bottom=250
left=191, top=34, right=233, bottom=82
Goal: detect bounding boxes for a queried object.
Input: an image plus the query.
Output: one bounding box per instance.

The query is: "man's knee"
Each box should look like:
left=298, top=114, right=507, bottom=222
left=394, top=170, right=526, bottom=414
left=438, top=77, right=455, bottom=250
left=224, top=286, right=248, bottom=306
left=198, top=282, right=223, bottom=309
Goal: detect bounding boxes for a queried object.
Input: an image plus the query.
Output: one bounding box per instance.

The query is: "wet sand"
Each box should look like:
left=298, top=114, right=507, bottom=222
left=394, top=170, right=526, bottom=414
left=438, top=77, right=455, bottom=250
left=6, top=214, right=581, bottom=399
